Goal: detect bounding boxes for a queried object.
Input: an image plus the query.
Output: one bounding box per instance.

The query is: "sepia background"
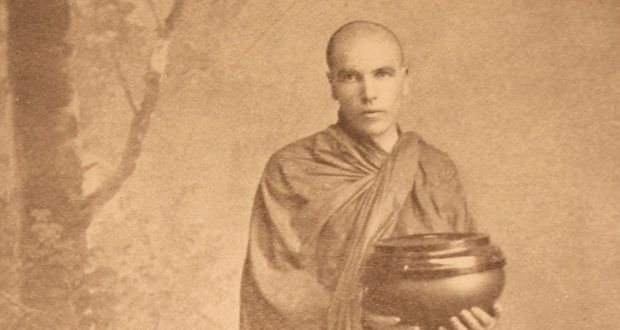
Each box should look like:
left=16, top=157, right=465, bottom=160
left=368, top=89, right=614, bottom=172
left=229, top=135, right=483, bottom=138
left=1, top=0, right=619, bottom=329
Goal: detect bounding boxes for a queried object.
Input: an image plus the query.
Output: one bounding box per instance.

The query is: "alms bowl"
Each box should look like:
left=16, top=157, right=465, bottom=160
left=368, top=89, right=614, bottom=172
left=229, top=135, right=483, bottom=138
left=362, top=233, right=505, bottom=329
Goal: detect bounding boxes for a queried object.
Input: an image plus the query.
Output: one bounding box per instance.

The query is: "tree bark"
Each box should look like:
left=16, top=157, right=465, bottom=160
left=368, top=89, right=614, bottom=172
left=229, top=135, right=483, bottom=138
left=6, top=0, right=185, bottom=327
left=7, top=0, right=84, bottom=326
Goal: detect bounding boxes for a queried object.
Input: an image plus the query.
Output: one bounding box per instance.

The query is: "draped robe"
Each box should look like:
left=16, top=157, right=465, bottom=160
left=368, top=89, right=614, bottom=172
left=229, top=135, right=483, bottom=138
left=240, top=122, right=475, bottom=329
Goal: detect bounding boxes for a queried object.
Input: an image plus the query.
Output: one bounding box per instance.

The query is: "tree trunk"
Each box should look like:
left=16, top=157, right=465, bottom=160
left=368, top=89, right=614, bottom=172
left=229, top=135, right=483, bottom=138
left=7, top=0, right=85, bottom=327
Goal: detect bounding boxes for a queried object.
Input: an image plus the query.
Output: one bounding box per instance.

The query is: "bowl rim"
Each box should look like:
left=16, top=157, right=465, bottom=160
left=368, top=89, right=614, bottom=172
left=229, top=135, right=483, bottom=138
left=375, top=232, right=490, bottom=253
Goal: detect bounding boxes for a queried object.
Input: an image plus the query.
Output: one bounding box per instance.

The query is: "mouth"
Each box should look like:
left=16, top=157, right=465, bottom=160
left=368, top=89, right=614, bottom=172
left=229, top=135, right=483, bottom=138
left=361, top=110, right=386, bottom=117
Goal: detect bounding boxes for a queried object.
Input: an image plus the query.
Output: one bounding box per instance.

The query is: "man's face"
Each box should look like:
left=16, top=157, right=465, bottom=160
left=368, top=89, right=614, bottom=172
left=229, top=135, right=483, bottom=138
left=328, top=36, right=408, bottom=139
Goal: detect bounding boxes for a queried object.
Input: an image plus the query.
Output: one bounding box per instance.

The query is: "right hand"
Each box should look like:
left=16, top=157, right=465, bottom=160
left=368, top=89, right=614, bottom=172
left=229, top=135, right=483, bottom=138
left=363, top=310, right=421, bottom=330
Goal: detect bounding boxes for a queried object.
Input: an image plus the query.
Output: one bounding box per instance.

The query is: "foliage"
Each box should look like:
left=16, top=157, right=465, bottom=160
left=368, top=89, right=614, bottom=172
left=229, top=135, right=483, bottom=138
left=3, top=0, right=246, bottom=328
left=70, top=0, right=159, bottom=327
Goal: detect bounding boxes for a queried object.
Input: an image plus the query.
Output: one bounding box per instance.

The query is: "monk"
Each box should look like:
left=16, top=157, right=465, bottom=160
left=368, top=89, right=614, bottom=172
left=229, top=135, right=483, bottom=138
left=240, top=21, right=500, bottom=330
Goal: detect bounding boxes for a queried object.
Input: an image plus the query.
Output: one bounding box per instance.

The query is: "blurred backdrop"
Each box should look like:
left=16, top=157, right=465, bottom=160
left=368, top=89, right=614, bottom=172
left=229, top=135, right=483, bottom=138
left=1, top=0, right=619, bottom=329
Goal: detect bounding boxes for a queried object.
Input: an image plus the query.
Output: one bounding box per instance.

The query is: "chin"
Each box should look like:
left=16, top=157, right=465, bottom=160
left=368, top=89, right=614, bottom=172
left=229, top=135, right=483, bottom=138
left=353, top=121, right=394, bottom=138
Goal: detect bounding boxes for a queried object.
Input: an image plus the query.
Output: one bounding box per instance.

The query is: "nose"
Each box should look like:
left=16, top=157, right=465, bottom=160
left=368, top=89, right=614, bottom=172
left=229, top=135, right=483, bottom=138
left=360, top=76, right=378, bottom=104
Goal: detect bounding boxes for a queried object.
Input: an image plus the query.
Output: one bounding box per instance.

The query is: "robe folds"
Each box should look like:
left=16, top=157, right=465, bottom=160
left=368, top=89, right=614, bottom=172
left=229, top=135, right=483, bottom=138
left=240, top=122, right=475, bottom=330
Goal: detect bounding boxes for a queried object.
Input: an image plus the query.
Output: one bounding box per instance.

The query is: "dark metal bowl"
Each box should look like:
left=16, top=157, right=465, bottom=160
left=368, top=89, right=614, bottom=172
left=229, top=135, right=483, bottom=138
left=362, top=233, right=505, bottom=329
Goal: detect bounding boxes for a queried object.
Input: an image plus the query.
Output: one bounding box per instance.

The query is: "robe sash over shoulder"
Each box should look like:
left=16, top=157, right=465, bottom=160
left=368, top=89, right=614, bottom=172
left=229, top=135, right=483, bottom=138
left=240, top=123, right=473, bottom=329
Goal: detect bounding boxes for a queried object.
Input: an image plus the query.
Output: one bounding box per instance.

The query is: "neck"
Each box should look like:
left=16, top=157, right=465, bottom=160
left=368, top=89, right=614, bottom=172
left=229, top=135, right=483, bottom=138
left=336, top=113, right=401, bottom=153
left=370, top=125, right=400, bottom=153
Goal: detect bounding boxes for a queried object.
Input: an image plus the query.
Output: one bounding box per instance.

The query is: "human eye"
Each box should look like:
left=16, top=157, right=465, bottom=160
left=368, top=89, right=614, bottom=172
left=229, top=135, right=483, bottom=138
left=374, top=68, right=395, bottom=78
left=337, top=71, right=358, bottom=82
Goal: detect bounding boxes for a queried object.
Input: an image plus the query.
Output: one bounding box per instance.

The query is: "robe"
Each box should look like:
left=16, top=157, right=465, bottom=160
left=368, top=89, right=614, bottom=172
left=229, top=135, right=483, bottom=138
left=240, top=121, right=475, bottom=330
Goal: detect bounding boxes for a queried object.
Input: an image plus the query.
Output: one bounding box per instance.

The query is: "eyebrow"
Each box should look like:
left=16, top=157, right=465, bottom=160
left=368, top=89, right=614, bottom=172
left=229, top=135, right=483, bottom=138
left=336, top=69, right=358, bottom=76
left=373, top=66, right=396, bottom=74
left=335, top=66, right=396, bottom=76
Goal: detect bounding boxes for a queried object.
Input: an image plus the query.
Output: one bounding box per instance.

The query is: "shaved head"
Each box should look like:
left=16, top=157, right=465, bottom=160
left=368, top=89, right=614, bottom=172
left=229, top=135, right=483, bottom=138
left=324, top=21, right=409, bottom=149
left=326, top=20, right=404, bottom=70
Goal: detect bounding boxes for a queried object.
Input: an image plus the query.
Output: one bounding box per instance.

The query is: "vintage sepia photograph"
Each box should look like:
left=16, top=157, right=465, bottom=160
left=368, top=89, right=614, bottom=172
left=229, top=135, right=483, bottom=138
left=1, top=1, right=619, bottom=329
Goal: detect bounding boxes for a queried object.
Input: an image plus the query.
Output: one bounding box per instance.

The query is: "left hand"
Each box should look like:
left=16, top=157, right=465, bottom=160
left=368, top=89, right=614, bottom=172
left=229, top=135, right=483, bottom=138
left=438, top=305, right=500, bottom=330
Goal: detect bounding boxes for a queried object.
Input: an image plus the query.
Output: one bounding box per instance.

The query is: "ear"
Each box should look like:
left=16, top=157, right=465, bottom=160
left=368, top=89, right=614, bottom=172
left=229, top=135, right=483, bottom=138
left=402, top=67, right=410, bottom=96
left=326, top=71, right=338, bottom=100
